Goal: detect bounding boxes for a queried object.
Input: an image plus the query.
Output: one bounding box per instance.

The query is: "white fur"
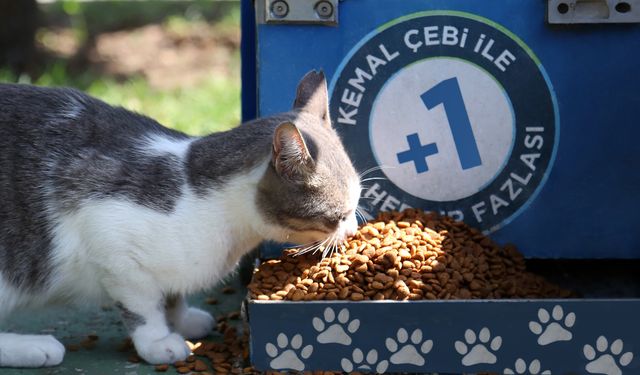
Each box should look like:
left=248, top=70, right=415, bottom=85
left=45, top=157, right=281, bottom=365
left=0, top=333, right=65, bottom=367
left=335, top=178, right=361, bottom=239
left=174, top=308, right=216, bottom=339
left=134, top=332, right=190, bottom=365
left=45, top=158, right=276, bottom=297
left=141, top=134, right=193, bottom=159
left=58, top=92, right=85, bottom=121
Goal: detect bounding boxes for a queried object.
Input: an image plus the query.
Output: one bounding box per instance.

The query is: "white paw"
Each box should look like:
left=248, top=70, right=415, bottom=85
left=134, top=333, right=190, bottom=364
left=0, top=333, right=65, bottom=368
left=174, top=308, right=215, bottom=339
left=312, top=307, right=360, bottom=345
left=265, top=333, right=313, bottom=371
left=584, top=336, right=634, bottom=375
left=385, top=328, right=433, bottom=366
left=529, top=305, right=575, bottom=345
left=504, top=358, right=551, bottom=374
left=454, top=327, right=502, bottom=366
left=341, top=348, right=389, bottom=374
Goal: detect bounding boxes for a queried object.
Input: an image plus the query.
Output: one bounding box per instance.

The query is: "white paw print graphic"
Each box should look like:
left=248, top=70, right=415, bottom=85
left=385, top=328, right=433, bottom=366
left=529, top=305, right=575, bottom=345
left=584, top=336, right=634, bottom=375
left=454, top=327, right=502, bottom=366
left=265, top=333, right=313, bottom=371
left=504, top=358, right=551, bottom=374
left=312, top=307, right=360, bottom=345
left=341, top=348, right=389, bottom=374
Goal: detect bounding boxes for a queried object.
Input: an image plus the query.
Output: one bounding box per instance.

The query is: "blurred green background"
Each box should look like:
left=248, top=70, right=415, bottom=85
left=0, top=5, right=246, bottom=373
left=0, top=0, right=241, bottom=135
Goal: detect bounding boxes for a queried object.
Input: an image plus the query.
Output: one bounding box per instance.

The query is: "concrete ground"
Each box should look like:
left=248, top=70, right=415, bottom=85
left=2, top=276, right=248, bottom=375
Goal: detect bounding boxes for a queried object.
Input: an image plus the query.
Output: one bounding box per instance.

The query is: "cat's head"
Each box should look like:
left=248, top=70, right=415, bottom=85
left=257, top=71, right=361, bottom=250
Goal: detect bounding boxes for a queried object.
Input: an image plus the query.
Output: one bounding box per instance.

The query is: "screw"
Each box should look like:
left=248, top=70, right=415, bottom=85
left=271, top=0, right=289, bottom=18
left=315, top=0, right=334, bottom=18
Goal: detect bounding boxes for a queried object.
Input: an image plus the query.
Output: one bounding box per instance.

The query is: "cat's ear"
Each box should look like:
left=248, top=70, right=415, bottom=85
left=293, top=70, right=330, bottom=127
left=272, top=122, right=315, bottom=182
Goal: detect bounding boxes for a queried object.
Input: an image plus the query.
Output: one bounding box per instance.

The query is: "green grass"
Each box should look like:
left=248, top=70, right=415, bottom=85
left=91, top=75, right=240, bottom=136
left=1, top=1, right=242, bottom=136
left=1, top=65, right=240, bottom=136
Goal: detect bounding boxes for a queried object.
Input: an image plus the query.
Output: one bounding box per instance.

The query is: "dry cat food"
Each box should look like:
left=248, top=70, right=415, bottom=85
left=118, top=311, right=259, bottom=374
left=124, top=311, right=338, bottom=375
left=249, top=208, right=572, bottom=301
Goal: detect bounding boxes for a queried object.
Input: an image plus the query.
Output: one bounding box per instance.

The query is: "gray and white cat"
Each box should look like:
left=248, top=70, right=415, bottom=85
left=0, top=71, right=360, bottom=367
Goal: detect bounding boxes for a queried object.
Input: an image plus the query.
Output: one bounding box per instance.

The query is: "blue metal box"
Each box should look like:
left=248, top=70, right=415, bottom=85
left=243, top=0, right=640, bottom=259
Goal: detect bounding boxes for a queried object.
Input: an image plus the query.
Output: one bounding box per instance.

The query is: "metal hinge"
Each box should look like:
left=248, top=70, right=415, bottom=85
left=548, top=0, right=640, bottom=23
left=257, top=0, right=338, bottom=25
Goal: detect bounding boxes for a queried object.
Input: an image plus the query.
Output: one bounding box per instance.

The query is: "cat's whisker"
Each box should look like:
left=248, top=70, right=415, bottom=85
left=315, top=236, right=334, bottom=258
left=358, top=165, right=383, bottom=178
left=313, top=237, right=331, bottom=254
left=331, top=237, right=339, bottom=257
left=354, top=207, right=364, bottom=221
left=355, top=207, right=368, bottom=224
left=331, top=238, right=340, bottom=258
left=360, top=177, right=389, bottom=183
left=321, top=234, right=338, bottom=259
left=293, top=237, right=328, bottom=256
left=358, top=164, right=396, bottom=179
left=289, top=240, right=321, bottom=249
left=295, top=242, right=324, bottom=256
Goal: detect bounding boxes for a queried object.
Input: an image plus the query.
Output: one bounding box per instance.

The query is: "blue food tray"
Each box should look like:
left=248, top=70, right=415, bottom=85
left=247, top=298, right=639, bottom=374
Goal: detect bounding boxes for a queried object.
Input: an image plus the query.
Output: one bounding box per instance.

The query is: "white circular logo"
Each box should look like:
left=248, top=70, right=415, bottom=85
left=369, top=57, right=515, bottom=202
left=330, top=11, right=558, bottom=232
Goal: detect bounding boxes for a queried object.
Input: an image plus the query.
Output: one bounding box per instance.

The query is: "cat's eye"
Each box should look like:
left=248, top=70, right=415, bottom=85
left=340, top=215, right=347, bottom=222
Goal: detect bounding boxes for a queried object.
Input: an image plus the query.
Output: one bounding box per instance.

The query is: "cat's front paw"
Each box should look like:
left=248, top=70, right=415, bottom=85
left=135, top=333, right=190, bottom=364
left=0, top=334, right=65, bottom=367
left=174, top=307, right=215, bottom=339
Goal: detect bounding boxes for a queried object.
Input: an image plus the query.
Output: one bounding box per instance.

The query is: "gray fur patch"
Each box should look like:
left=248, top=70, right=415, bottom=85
left=164, top=294, right=180, bottom=310
left=0, top=84, right=188, bottom=290
left=186, top=114, right=292, bottom=195
left=115, top=302, right=146, bottom=331
left=255, top=111, right=358, bottom=232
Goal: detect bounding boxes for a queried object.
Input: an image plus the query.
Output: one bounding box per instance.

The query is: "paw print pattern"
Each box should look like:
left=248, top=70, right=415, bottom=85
left=265, top=333, right=313, bottom=371
left=341, top=348, right=389, bottom=374
left=385, top=328, right=433, bottom=366
left=504, top=358, right=551, bottom=374
left=312, top=307, right=360, bottom=345
left=529, top=305, right=575, bottom=345
left=584, top=336, right=634, bottom=375
left=454, top=327, right=502, bottom=366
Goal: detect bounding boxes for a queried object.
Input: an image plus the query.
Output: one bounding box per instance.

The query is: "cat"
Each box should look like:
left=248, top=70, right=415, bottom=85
left=0, top=70, right=361, bottom=367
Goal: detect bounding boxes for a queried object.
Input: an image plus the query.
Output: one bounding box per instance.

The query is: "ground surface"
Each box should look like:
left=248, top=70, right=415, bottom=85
left=3, top=277, right=247, bottom=375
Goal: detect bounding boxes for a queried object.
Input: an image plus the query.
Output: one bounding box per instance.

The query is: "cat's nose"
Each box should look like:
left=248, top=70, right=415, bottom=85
left=343, top=221, right=357, bottom=238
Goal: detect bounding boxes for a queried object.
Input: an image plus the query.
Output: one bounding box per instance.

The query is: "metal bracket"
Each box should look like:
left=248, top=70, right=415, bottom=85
left=548, top=0, right=640, bottom=23
left=257, top=0, right=338, bottom=25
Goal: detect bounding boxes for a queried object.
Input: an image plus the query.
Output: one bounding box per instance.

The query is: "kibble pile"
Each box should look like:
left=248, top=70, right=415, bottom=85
left=249, top=209, right=572, bottom=301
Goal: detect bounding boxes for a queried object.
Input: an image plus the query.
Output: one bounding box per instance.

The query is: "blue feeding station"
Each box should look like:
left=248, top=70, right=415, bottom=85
left=240, top=0, right=640, bottom=373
